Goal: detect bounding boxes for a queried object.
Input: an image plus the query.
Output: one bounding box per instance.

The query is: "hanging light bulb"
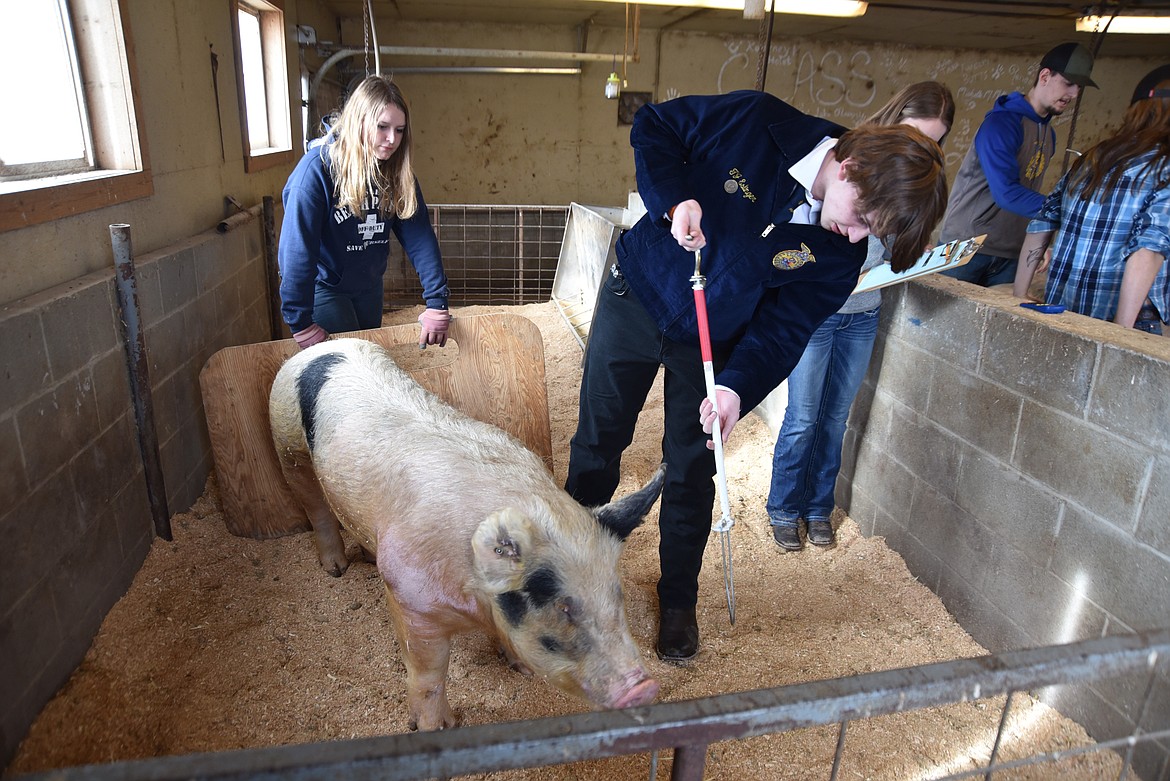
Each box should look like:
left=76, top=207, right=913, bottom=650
left=605, top=71, right=621, bottom=99
left=605, top=54, right=621, bottom=99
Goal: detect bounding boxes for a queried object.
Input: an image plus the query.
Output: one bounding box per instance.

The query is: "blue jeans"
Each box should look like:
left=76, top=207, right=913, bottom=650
left=767, top=307, right=879, bottom=527
left=312, top=282, right=384, bottom=334
left=940, top=252, right=1017, bottom=287
left=1135, top=301, right=1165, bottom=335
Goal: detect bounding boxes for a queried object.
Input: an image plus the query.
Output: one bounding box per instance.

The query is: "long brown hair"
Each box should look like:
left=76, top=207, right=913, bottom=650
left=327, top=76, right=420, bottom=219
left=1066, top=78, right=1170, bottom=197
left=865, top=81, right=956, bottom=144
left=836, top=124, right=949, bottom=272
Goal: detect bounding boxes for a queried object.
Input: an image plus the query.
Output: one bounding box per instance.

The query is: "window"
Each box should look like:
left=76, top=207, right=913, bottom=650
left=1, top=0, right=91, bottom=181
left=0, top=0, right=151, bottom=233
left=230, top=0, right=292, bottom=172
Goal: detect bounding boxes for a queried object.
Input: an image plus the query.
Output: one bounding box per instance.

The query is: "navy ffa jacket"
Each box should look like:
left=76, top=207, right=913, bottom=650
left=618, top=90, right=867, bottom=414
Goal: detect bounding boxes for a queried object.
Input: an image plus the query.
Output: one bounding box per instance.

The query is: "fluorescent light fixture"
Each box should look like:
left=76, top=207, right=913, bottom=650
left=584, top=0, right=867, bottom=18
left=1076, top=14, right=1170, bottom=34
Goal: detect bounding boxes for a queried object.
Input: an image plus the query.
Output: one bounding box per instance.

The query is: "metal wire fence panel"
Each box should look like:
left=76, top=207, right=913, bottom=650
left=15, top=629, right=1170, bottom=781
left=383, top=204, right=568, bottom=308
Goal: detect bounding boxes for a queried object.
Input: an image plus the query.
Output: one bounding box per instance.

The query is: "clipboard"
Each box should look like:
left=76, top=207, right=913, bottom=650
left=853, top=234, right=987, bottom=294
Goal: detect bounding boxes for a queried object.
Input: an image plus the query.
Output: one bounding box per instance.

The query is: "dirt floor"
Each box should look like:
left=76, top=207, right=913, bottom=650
left=6, top=302, right=1127, bottom=780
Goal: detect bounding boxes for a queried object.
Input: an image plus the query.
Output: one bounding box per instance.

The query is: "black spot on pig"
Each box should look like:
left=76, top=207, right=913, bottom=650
left=296, top=353, right=346, bottom=451
left=523, top=567, right=561, bottom=607
left=539, top=635, right=564, bottom=654
left=497, top=590, right=528, bottom=627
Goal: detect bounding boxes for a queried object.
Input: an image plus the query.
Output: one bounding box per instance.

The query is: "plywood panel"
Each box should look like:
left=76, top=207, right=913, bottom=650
left=199, top=313, right=553, bottom=539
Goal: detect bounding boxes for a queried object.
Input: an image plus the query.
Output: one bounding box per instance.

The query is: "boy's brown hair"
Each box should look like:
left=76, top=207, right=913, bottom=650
left=836, top=124, right=949, bottom=272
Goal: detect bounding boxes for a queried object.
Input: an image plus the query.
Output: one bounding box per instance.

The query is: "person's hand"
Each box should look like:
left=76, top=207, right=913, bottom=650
left=670, top=200, right=706, bottom=251
left=418, top=308, right=452, bottom=348
left=293, top=323, right=328, bottom=349
left=698, top=388, right=741, bottom=450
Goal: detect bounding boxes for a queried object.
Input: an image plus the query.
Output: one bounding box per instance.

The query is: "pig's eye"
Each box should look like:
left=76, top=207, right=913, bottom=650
left=493, top=537, right=521, bottom=558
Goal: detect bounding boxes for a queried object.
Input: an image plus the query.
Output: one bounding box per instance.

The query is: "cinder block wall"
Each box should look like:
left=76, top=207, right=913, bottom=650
left=839, top=276, right=1170, bottom=777
left=0, top=216, right=273, bottom=769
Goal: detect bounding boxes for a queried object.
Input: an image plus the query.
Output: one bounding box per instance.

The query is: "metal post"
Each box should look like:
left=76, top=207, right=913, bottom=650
left=669, top=744, right=708, bottom=781
left=262, top=196, right=284, bottom=341
left=110, top=223, right=172, bottom=541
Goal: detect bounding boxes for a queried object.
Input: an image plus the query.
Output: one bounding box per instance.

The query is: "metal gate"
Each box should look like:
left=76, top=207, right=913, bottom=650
left=14, top=628, right=1169, bottom=781
left=383, top=204, right=567, bottom=308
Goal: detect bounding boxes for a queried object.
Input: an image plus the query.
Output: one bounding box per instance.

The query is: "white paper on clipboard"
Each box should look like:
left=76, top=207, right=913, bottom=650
left=853, top=234, right=987, bottom=294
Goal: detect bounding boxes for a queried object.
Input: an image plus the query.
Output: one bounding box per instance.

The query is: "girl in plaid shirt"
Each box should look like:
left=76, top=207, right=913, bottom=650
left=1014, top=64, right=1170, bottom=333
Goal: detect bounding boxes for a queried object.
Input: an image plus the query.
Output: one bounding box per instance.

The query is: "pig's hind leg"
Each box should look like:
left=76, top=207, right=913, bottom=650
left=277, top=456, right=349, bottom=576
left=384, top=585, right=458, bottom=730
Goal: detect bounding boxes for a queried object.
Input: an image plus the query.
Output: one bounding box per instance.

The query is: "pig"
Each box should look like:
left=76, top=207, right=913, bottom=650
left=268, top=338, right=666, bottom=730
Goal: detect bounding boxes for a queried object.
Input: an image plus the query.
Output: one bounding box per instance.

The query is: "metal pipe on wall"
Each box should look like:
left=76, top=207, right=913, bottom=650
left=309, top=46, right=614, bottom=105
left=216, top=202, right=262, bottom=233
left=388, top=66, right=581, bottom=75
left=109, top=223, right=173, bottom=542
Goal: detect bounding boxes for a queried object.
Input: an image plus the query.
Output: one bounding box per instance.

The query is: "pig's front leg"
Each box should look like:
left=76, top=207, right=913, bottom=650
left=496, top=638, right=533, bottom=676
left=277, top=457, right=348, bottom=576
left=385, top=585, right=457, bottom=730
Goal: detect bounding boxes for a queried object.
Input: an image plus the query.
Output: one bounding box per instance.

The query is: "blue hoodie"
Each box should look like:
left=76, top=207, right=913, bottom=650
left=278, top=138, right=449, bottom=334
left=939, top=91, right=1055, bottom=258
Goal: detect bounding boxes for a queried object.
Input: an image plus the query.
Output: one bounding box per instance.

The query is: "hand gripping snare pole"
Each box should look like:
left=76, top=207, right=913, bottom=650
left=689, top=245, right=737, bottom=625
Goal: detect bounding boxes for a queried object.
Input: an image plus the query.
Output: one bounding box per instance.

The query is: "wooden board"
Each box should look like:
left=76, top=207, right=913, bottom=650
left=199, top=313, right=553, bottom=539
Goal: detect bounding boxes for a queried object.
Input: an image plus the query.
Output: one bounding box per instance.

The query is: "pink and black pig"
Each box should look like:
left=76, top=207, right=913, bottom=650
left=268, top=338, right=665, bottom=730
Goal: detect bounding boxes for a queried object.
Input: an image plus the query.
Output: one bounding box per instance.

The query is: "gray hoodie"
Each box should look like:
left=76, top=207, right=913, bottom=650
left=938, top=91, right=1055, bottom=258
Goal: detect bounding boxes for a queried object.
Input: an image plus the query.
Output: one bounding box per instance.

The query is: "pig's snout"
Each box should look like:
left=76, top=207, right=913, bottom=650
left=611, top=675, right=659, bottom=709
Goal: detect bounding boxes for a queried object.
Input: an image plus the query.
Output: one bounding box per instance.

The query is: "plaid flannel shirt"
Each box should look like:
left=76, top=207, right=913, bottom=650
left=1029, top=150, right=1170, bottom=322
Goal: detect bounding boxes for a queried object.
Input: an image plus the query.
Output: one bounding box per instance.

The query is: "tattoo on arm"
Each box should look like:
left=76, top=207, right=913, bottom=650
left=1025, top=240, right=1050, bottom=270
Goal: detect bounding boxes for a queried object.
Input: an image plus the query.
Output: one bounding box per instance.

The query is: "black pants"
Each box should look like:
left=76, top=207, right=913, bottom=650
left=565, top=267, right=724, bottom=611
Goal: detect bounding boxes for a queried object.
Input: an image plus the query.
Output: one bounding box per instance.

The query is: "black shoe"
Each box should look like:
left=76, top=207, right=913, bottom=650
left=656, top=607, right=699, bottom=663
left=807, top=520, right=836, bottom=547
left=772, top=524, right=802, bottom=551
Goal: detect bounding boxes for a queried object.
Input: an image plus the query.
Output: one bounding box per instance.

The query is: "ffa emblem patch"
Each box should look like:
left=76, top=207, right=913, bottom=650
left=773, top=243, right=816, bottom=270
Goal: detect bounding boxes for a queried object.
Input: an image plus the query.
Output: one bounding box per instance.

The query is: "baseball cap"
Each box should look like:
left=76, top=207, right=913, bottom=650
left=1131, top=63, right=1170, bottom=104
left=1040, top=42, right=1098, bottom=89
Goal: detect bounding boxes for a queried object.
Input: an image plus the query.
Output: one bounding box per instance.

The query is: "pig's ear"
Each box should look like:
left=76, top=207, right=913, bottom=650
left=472, top=508, right=536, bottom=592
left=594, top=463, right=667, bottom=541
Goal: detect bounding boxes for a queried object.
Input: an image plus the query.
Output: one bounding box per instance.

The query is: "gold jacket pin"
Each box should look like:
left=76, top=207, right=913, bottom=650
left=773, top=243, right=816, bottom=270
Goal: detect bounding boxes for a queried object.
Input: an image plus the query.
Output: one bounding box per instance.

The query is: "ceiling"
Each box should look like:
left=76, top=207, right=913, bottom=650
left=320, top=0, right=1170, bottom=58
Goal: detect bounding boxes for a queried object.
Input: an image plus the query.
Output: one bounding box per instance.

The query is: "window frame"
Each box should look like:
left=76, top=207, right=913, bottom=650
left=229, top=0, right=293, bottom=173
left=0, top=0, right=152, bottom=234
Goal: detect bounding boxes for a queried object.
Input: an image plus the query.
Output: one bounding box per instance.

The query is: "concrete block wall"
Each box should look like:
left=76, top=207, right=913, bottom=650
left=0, top=215, right=273, bottom=769
left=839, top=276, right=1170, bottom=778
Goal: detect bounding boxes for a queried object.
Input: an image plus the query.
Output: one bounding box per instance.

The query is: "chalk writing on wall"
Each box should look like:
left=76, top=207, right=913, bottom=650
left=691, top=37, right=1101, bottom=186
left=793, top=49, right=877, bottom=112
left=716, top=41, right=877, bottom=119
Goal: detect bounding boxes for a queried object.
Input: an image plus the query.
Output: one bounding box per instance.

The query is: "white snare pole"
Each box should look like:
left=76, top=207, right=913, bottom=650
left=689, top=246, right=736, bottom=625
